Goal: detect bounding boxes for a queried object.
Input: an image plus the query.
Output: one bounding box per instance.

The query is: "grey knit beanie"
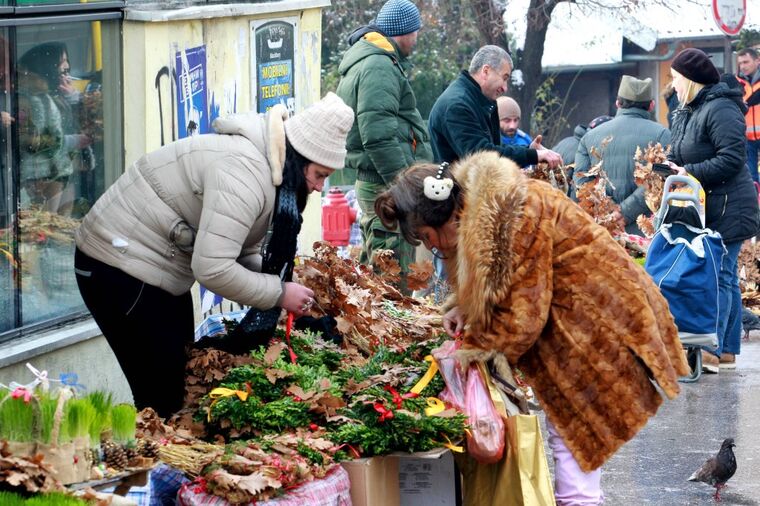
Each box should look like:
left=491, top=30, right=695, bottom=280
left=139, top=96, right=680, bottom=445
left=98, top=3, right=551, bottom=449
left=284, top=92, right=354, bottom=170
left=376, top=0, right=421, bottom=37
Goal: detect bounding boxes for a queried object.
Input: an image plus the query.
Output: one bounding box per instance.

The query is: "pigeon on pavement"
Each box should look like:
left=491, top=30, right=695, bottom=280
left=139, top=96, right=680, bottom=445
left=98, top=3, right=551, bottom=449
left=688, top=438, right=737, bottom=502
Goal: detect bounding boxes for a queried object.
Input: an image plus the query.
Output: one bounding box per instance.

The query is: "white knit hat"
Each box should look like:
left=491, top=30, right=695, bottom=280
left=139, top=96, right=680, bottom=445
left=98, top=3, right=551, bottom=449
left=284, top=92, right=354, bottom=170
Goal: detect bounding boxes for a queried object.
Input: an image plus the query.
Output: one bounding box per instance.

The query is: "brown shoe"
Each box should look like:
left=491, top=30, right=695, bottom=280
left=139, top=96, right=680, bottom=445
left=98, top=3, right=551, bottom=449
left=701, top=350, right=719, bottom=374
left=719, top=352, right=737, bottom=370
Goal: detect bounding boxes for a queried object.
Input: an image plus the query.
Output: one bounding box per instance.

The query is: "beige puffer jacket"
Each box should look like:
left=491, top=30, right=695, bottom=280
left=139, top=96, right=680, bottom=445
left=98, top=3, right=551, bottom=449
left=75, top=105, right=291, bottom=309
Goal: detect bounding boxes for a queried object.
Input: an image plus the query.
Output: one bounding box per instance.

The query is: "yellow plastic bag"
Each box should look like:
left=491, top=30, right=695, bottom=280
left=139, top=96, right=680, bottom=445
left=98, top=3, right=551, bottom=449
left=456, top=361, right=555, bottom=506
left=504, top=414, right=556, bottom=506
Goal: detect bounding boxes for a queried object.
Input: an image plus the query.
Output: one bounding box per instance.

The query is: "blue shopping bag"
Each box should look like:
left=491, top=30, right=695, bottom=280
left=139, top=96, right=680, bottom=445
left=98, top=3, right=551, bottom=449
left=645, top=175, right=724, bottom=345
left=645, top=222, right=724, bottom=340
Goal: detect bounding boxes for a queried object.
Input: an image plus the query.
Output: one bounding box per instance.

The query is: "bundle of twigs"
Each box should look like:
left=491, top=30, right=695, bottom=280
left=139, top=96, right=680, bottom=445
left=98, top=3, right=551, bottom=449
left=157, top=442, right=224, bottom=478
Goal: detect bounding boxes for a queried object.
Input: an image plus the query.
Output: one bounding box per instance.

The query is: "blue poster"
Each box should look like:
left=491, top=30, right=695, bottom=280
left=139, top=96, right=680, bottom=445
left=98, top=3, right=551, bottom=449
left=254, top=21, right=296, bottom=113
left=176, top=45, right=209, bottom=138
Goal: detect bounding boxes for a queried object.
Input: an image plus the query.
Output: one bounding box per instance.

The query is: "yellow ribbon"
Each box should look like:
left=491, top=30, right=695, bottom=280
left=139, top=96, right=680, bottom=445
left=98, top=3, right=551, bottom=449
left=440, top=434, right=465, bottom=453
left=425, top=397, right=446, bottom=416
left=207, top=387, right=249, bottom=421
left=411, top=355, right=439, bottom=395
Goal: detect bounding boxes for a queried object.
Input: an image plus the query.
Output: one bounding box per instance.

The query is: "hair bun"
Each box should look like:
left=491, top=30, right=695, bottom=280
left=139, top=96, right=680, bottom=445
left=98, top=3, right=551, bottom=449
left=374, top=192, right=399, bottom=231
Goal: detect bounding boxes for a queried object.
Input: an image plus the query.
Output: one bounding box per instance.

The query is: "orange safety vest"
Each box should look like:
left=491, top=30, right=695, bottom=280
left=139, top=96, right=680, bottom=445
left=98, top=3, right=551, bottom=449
left=739, top=75, right=760, bottom=141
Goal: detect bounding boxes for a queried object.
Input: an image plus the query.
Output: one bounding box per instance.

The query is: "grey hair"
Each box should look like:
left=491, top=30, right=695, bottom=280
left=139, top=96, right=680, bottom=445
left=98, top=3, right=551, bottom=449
left=468, top=45, right=512, bottom=75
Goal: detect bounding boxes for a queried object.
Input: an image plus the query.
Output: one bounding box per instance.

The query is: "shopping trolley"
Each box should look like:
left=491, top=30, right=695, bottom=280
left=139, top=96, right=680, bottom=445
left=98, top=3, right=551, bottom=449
left=644, top=175, right=724, bottom=382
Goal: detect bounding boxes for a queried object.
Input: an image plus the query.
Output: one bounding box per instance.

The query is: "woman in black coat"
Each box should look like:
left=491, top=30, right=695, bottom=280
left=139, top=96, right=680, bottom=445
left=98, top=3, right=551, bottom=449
left=667, top=48, right=760, bottom=371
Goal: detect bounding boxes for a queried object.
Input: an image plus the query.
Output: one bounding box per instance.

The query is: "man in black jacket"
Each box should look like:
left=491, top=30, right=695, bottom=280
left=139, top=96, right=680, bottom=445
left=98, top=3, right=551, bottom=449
left=428, top=45, right=561, bottom=167
left=425, top=45, right=560, bottom=303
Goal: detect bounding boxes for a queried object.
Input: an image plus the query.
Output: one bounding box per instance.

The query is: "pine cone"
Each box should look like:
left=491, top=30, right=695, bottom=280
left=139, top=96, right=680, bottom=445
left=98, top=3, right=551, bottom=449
left=136, top=439, right=160, bottom=459
left=103, top=440, right=128, bottom=471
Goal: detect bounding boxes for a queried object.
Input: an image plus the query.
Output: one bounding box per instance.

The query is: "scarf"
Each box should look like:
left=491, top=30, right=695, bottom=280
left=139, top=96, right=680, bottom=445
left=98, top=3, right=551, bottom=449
left=197, top=164, right=303, bottom=353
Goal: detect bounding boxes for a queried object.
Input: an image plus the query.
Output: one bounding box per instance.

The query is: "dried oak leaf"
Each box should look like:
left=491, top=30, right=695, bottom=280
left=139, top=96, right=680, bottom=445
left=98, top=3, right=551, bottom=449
left=372, top=249, right=402, bottom=282
left=636, top=215, right=656, bottom=238
left=264, top=367, right=294, bottom=384
left=263, top=342, right=287, bottom=365
left=309, top=392, right=347, bottom=416
left=286, top=385, right=317, bottom=401
left=0, top=453, right=63, bottom=494
left=206, top=468, right=278, bottom=504
left=335, top=316, right=354, bottom=335
left=406, top=260, right=434, bottom=291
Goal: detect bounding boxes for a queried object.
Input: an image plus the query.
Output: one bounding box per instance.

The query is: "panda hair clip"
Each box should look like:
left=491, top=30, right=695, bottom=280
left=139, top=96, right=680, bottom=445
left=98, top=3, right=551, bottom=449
left=424, top=162, right=454, bottom=201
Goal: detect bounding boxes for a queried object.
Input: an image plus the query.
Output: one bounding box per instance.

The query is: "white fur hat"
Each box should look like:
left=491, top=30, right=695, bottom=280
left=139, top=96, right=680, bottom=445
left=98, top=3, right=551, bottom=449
left=284, top=92, right=354, bottom=170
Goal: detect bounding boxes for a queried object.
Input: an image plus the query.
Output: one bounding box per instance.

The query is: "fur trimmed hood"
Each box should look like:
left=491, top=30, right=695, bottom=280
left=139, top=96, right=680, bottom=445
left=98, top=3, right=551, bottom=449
left=212, top=104, right=287, bottom=186
left=447, top=151, right=689, bottom=472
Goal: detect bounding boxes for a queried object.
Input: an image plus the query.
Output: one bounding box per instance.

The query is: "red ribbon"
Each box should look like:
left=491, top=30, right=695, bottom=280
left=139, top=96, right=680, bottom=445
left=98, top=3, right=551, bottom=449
left=11, top=386, right=32, bottom=403
left=335, top=443, right=362, bottom=459
left=285, top=312, right=297, bottom=364
left=373, top=401, right=395, bottom=422
left=384, top=384, right=418, bottom=409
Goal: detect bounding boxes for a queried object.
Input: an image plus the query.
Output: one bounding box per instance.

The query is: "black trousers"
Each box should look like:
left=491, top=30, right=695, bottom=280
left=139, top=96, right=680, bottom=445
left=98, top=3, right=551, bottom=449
left=75, top=248, right=193, bottom=417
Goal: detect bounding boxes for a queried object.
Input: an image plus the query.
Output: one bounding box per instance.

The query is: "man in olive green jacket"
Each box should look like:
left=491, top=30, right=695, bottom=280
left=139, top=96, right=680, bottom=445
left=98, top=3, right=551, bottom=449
left=336, top=0, right=432, bottom=292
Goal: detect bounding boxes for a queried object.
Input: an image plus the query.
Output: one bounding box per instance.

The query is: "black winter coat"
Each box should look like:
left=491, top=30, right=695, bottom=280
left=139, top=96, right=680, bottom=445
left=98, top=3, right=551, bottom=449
left=428, top=71, right=538, bottom=166
left=669, top=83, right=759, bottom=243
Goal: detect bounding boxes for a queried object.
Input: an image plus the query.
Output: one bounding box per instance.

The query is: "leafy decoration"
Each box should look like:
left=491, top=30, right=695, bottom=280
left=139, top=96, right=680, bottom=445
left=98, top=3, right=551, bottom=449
left=633, top=142, right=671, bottom=238
left=295, top=242, right=441, bottom=354
left=575, top=137, right=624, bottom=237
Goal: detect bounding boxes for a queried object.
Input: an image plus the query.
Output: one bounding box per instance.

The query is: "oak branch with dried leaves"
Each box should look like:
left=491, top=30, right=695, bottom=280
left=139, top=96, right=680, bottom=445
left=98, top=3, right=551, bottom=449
left=294, top=242, right=439, bottom=354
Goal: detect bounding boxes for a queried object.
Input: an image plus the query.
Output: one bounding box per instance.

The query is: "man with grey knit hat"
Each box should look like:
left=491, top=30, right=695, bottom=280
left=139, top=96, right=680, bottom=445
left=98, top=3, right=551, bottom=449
left=574, top=74, right=671, bottom=235
left=336, top=0, right=432, bottom=293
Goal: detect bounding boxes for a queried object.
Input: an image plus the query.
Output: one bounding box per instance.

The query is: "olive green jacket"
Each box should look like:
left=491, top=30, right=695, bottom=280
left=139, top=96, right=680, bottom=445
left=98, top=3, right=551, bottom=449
left=336, top=31, right=432, bottom=185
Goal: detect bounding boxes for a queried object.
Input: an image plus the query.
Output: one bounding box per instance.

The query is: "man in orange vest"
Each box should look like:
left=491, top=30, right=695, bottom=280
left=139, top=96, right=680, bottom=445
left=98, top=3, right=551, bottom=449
left=738, top=48, right=760, bottom=183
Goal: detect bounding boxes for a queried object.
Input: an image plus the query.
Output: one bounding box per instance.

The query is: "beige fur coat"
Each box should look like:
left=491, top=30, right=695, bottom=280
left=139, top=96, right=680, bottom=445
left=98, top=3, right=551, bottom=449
left=446, top=152, right=690, bottom=472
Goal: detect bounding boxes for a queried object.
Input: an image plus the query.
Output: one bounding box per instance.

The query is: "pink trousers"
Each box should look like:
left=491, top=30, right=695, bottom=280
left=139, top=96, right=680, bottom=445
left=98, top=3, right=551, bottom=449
left=546, top=421, right=604, bottom=505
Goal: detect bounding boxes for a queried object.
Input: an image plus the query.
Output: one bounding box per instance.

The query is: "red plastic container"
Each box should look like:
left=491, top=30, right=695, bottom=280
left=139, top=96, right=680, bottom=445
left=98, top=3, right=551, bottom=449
left=322, top=187, right=357, bottom=246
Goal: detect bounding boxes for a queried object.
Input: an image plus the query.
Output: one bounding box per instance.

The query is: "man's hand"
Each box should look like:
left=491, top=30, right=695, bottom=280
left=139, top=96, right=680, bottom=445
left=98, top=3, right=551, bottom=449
left=537, top=148, right=562, bottom=169
left=0, top=111, right=14, bottom=128
left=529, top=134, right=544, bottom=150
left=443, top=306, right=465, bottom=338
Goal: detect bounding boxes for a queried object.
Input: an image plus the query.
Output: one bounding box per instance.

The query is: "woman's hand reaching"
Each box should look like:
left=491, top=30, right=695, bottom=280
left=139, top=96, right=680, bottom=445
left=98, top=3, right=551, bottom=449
left=666, top=160, right=687, bottom=176
left=280, top=281, right=315, bottom=317
left=443, top=306, right=465, bottom=338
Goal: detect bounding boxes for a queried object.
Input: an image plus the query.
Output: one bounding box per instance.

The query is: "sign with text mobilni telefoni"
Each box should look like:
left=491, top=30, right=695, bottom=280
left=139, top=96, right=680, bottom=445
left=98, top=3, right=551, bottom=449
left=712, top=0, right=745, bottom=36
left=251, top=18, right=298, bottom=115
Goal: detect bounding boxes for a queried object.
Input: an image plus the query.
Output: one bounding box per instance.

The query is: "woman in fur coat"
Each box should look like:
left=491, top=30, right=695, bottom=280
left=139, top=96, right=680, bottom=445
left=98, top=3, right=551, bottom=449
left=375, top=151, right=689, bottom=505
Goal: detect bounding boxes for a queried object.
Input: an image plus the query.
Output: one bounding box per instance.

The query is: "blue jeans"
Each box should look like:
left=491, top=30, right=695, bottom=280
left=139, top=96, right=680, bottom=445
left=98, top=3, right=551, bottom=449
left=711, top=241, right=743, bottom=357
left=748, top=139, right=760, bottom=183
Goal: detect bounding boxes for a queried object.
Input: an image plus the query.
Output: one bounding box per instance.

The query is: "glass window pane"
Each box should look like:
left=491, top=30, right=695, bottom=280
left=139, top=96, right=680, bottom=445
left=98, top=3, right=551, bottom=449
left=14, top=19, right=119, bottom=329
left=0, top=29, right=15, bottom=333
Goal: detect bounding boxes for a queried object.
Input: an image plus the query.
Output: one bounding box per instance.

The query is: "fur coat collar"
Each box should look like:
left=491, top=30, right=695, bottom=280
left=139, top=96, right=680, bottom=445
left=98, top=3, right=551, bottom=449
left=448, top=152, right=689, bottom=471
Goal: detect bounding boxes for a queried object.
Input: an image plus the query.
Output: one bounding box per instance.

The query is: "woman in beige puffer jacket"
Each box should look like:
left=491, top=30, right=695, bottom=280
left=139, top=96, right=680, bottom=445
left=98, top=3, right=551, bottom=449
left=74, top=93, right=353, bottom=416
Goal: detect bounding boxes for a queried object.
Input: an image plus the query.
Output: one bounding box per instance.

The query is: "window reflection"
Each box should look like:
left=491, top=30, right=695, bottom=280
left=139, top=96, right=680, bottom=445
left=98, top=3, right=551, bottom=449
left=0, top=32, right=14, bottom=333
left=10, top=22, right=110, bottom=330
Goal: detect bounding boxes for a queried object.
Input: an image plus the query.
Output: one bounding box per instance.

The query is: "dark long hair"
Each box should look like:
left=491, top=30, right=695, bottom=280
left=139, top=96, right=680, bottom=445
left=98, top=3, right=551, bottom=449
left=19, top=42, right=69, bottom=92
left=375, top=163, right=463, bottom=246
left=281, top=139, right=310, bottom=212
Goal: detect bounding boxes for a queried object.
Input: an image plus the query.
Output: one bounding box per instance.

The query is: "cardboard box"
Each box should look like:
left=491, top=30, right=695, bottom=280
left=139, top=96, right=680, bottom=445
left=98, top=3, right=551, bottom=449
left=341, top=448, right=457, bottom=506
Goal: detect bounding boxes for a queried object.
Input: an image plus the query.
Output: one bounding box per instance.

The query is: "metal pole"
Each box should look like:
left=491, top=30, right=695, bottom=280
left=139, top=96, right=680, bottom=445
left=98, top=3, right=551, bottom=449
left=724, top=36, right=733, bottom=74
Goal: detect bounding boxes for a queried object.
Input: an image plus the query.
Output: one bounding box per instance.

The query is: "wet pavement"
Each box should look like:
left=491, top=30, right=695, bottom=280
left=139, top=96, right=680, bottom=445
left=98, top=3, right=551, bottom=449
left=597, top=335, right=760, bottom=505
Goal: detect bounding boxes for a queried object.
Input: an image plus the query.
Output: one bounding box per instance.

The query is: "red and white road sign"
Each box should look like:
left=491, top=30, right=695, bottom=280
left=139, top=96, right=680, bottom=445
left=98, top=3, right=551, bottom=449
left=712, top=0, right=746, bottom=36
